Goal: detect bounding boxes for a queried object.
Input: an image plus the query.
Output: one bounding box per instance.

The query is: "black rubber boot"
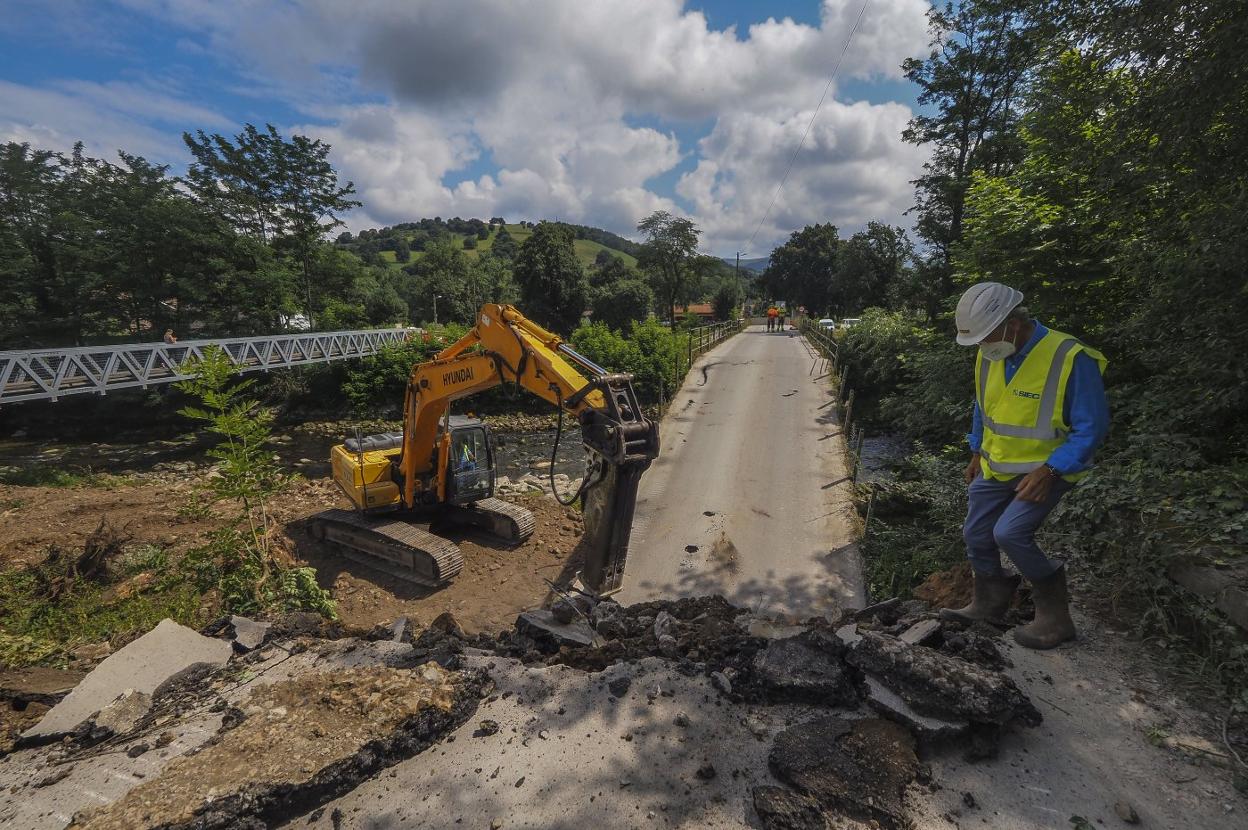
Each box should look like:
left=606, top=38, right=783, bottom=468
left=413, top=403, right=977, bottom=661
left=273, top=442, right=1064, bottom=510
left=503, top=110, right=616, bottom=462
left=939, top=571, right=1020, bottom=625
left=1013, top=566, right=1077, bottom=650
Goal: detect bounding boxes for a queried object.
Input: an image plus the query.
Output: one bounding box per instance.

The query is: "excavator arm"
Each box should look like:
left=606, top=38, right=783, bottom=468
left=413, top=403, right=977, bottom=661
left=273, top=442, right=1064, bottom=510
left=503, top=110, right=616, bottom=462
left=396, top=304, right=659, bottom=592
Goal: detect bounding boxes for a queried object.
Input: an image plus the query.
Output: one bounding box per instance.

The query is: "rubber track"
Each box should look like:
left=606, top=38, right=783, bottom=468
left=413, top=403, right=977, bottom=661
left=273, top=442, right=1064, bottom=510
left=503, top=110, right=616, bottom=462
left=312, top=509, right=464, bottom=586
left=471, top=497, right=537, bottom=542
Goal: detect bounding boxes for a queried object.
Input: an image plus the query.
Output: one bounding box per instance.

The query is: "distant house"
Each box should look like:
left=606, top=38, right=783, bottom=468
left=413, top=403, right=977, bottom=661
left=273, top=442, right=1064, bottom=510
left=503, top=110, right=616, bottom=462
left=672, top=303, right=716, bottom=321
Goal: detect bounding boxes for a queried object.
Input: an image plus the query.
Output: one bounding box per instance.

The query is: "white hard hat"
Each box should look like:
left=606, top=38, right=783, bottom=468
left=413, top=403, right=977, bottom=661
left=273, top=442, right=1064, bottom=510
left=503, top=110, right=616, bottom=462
left=955, top=282, right=1024, bottom=345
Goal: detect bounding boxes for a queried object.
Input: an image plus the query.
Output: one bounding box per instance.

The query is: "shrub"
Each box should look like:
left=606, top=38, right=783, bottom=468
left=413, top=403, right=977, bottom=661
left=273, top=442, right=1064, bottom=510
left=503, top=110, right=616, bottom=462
left=570, top=318, right=686, bottom=404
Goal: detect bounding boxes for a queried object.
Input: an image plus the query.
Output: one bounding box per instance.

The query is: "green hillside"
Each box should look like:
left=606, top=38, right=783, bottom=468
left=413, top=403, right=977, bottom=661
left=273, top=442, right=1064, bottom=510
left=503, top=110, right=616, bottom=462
left=370, top=223, right=637, bottom=270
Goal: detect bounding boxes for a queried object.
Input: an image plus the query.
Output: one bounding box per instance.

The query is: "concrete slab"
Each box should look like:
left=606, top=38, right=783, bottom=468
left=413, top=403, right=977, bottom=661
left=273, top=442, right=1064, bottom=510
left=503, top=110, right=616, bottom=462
left=23, top=619, right=232, bottom=740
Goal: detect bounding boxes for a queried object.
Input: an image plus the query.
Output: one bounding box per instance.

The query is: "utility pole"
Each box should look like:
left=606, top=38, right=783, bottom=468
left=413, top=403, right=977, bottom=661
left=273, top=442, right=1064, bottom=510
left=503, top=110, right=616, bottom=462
left=433, top=294, right=441, bottom=326
left=735, top=252, right=745, bottom=316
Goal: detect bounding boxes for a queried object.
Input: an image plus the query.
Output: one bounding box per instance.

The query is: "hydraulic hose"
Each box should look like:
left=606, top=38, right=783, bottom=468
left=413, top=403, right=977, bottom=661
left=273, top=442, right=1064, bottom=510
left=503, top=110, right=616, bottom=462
left=549, top=387, right=600, bottom=506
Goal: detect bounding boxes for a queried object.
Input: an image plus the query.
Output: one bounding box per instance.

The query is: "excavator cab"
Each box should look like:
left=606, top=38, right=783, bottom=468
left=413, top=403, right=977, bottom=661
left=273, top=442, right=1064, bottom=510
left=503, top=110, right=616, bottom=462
left=443, top=416, right=494, bottom=505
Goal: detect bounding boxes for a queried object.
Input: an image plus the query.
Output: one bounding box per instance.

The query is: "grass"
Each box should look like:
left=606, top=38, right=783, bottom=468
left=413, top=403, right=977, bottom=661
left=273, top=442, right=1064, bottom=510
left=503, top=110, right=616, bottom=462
left=378, top=224, right=638, bottom=270
left=0, top=465, right=131, bottom=488
left=0, top=542, right=208, bottom=668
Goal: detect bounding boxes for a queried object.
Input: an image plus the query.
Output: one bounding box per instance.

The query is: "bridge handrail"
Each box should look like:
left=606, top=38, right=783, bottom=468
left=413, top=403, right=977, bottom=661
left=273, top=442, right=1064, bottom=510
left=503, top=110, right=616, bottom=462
left=0, top=327, right=417, bottom=405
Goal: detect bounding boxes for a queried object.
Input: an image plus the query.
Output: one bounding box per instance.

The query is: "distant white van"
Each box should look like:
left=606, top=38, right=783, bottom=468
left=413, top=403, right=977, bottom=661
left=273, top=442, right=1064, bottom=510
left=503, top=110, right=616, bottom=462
left=839, top=317, right=862, bottom=329
left=817, top=318, right=836, bottom=332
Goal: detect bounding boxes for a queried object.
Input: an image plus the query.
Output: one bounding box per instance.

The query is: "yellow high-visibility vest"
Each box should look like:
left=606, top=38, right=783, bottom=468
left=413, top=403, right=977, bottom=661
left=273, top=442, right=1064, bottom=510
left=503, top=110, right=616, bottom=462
left=976, top=328, right=1107, bottom=482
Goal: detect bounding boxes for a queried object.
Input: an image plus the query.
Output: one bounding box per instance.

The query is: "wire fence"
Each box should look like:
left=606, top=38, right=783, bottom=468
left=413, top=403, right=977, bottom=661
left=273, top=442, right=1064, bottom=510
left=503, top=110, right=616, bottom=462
left=799, top=318, right=876, bottom=537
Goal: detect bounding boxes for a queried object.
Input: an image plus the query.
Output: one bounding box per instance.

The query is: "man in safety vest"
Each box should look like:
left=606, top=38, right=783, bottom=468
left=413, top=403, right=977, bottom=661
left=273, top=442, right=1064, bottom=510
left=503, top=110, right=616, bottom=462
left=940, top=282, right=1109, bottom=649
left=766, top=306, right=778, bottom=332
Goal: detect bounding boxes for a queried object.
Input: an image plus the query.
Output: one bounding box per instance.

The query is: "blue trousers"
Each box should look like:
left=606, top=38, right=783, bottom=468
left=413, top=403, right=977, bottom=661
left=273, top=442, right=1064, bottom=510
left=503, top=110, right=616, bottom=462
left=963, top=473, right=1071, bottom=581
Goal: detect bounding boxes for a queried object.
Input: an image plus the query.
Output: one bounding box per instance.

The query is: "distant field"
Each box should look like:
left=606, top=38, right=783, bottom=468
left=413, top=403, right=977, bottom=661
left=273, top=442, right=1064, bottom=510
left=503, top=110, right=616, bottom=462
left=377, top=224, right=637, bottom=270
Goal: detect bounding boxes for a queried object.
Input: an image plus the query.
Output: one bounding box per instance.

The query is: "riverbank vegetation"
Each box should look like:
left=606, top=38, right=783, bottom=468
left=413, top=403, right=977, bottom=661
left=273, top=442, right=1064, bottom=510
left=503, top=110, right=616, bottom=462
left=796, top=0, right=1248, bottom=698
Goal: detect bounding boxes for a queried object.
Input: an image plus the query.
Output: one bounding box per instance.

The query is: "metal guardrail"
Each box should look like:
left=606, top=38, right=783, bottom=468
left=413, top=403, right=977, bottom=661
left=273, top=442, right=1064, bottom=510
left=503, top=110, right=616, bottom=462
left=687, top=319, right=744, bottom=363
left=661, top=318, right=747, bottom=413
left=0, top=328, right=417, bottom=405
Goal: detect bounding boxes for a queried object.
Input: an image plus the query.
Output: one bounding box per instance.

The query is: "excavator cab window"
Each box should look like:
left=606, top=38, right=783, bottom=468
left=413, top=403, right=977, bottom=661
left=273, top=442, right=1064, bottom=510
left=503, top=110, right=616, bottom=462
left=446, top=425, right=493, bottom=505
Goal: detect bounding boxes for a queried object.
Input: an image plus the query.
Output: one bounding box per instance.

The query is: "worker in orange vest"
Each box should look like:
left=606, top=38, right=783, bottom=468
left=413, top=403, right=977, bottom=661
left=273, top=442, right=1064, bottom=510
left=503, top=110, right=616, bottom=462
left=766, top=306, right=778, bottom=332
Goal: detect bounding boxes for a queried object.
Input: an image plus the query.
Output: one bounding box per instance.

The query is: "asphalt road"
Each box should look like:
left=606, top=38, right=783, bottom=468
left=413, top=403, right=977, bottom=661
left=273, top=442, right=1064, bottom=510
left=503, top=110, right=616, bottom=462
left=618, top=325, right=865, bottom=620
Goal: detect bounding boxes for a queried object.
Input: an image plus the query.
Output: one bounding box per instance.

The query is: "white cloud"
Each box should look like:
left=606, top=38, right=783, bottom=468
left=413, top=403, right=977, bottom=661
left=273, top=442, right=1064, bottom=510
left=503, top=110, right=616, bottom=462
left=679, top=100, right=928, bottom=253
left=0, top=79, right=227, bottom=162
left=6, top=0, right=934, bottom=254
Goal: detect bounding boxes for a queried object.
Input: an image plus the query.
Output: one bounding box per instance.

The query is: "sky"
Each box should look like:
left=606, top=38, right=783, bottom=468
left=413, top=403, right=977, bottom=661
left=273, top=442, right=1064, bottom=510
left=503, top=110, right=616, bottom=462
left=0, top=0, right=935, bottom=257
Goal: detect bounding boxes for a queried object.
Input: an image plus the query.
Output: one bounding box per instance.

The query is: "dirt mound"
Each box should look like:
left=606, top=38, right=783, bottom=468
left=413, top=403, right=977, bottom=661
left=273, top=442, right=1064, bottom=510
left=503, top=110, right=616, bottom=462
left=912, top=561, right=974, bottom=608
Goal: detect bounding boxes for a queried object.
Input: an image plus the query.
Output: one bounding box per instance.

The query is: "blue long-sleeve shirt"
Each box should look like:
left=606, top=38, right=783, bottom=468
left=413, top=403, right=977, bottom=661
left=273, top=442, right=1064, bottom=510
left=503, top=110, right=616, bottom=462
left=967, top=320, right=1109, bottom=476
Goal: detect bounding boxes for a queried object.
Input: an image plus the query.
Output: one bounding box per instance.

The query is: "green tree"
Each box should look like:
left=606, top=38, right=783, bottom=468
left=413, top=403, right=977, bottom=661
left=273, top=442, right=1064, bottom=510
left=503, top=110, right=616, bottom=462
left=592, top=279, right=653, bottom=332
left=636, top=211, right=702, bottom=323
left=177, top=347, right=334, bottom=617
left=401, top=237, right=474, bottom=324
left=490, top=225, right=519, bottom=262
left=837, top=222, right=915, bottom=313
left=182, top=124, right=360, bottom=329
left=764, top=223, right=841, bottom=316
left=393, top=238, right=411, bottom=262
left=590, top=253, right=635, bottom=289
left=902, top=1, right=1042, bottom=315
left=512, top=221, right=588, bottom=333
left=711, top=278, right=742, bottom=321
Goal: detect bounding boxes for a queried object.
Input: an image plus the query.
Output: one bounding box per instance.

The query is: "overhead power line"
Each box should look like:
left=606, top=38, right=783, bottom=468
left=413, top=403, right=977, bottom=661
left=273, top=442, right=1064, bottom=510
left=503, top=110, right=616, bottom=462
left=744, top=0, right=872, bottom=252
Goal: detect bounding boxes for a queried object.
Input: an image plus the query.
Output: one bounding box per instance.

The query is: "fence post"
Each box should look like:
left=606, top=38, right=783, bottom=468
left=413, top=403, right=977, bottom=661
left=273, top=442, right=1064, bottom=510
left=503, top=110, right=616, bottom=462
left=843, top=388, right=855, bottom=433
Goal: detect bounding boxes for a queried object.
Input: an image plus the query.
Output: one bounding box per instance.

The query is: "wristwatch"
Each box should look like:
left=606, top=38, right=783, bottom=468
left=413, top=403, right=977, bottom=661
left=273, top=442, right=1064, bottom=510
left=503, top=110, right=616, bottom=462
left=1043, top=463, right=1060, bottom=478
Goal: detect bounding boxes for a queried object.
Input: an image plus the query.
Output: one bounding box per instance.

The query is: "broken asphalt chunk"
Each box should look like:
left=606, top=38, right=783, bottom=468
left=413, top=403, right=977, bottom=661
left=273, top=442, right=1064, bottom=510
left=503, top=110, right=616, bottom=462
left=846, top=631, right=1041, bottom=728
left=853, top=597, right=902, bottom=624
left=515, top=610, right=599, bottom=650
left=750, top=630, right=857, bottom=706
left=769, top=715, right=917, bottom=830
left=898, top=618, right=941, bottom=647
left=863, top=675, right=968, bottom=745
left=91, top=689, right=152, bottom=737
left=751, top=785, right=827, bottom=830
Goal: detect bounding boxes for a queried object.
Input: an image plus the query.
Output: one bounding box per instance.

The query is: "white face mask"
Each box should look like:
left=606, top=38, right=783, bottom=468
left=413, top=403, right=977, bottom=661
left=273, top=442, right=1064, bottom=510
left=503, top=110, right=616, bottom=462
left=980, top=339, right=1017, bottom=362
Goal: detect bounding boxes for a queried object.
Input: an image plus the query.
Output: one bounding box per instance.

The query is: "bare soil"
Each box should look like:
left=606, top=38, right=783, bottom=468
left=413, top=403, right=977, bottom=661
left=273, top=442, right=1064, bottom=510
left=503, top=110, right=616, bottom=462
left=0, top=474, right=586, bottom=638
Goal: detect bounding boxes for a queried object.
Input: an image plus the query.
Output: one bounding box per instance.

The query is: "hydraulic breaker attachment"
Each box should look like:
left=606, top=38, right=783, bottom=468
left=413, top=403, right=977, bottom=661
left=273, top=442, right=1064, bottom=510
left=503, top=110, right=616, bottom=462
left=567, top=371, right=660, bottom=593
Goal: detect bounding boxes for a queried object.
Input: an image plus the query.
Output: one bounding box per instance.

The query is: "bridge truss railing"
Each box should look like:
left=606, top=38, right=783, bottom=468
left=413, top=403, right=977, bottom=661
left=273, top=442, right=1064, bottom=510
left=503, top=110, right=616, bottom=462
left=0, top=328, right=417, bottom=406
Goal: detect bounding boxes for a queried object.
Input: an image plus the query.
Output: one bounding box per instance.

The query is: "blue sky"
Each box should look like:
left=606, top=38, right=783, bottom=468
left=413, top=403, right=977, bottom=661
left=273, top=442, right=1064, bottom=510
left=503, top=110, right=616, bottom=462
left=0, top=1, right=933, bottom=256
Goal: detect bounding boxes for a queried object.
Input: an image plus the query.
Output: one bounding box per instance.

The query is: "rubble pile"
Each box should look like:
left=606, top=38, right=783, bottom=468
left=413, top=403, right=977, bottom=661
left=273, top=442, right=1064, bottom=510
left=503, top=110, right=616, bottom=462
left=4, top=591, right=1044, bottom=830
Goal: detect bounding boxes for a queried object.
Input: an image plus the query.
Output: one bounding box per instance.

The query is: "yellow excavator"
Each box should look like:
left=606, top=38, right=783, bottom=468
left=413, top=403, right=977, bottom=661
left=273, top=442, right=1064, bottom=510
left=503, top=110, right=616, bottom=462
left=312, top=303, right=659, bottom=594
